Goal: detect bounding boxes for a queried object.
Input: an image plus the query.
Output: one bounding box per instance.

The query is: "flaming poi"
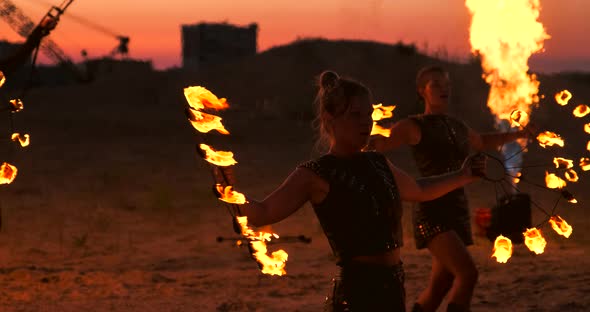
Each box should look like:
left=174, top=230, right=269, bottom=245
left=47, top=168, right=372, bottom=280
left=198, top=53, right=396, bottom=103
left=545, top=172, right=567, bottom=189
left=523, top=228, right=547, bottom=255
left=11, top=133, right=30, bottom=147
left=0, top=162, right=18, bottom=185
left=584, top=123, right=590, bottom=135
left=537, top=131, right=564, bottom=148
left=492, top=235, right=513, bottom=263
left=184, top=86, right=288, bottom=275
left=9, top=99, right=23, bottom=112
left=548, top=215, right=573, bottom=238
left=555, top=90, right=572, bottom=106
left=553, top=157, right=573, bottom=169
left=573, top=105, right=590, bottom=118
left=370, top=104, right=395, bottom=137
left=0, top=70, right=4, bottom=87
left=580, top=158, right=590, bottom=171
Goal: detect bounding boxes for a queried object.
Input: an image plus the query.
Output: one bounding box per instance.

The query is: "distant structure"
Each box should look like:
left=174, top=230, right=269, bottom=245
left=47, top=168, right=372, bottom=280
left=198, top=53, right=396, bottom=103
left=0, top=40, right=24, bottom=62
left=181, top=22, right=258, bottom=70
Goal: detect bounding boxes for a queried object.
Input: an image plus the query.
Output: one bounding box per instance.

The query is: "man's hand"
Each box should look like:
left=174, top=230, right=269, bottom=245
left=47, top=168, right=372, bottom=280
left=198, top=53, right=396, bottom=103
left=462, top=153, right=487, bottom=180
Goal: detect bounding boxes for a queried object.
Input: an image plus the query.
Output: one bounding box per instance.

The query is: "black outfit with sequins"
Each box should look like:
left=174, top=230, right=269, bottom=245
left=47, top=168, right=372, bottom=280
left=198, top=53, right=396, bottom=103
left=409, top=114, right=473, bottom=249
left=299, top=151, right=405, bottom=312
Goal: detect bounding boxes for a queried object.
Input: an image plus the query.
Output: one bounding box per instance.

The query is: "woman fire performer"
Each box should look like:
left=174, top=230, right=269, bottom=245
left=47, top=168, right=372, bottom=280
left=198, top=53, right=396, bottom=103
left=223, top=70, right=486, bottom=311
left=370, top=66, right=534, bottom=312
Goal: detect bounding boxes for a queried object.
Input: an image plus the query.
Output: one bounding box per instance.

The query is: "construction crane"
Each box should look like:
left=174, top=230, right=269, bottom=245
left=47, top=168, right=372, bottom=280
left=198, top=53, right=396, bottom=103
left=0, top=0, right=89, bottom=81
left=63, top=12, right=130, bottom=58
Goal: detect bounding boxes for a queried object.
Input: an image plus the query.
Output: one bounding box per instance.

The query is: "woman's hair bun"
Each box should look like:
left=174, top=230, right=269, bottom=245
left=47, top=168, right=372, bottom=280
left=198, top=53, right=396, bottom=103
left=319, top=70, right=340, bottom=90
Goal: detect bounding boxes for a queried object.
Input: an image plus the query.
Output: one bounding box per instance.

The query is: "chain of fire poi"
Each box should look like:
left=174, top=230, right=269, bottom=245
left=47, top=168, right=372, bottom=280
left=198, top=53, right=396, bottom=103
left=183, top=86, right=288, bottom=276
left=0, top=70, right=30, bottom=187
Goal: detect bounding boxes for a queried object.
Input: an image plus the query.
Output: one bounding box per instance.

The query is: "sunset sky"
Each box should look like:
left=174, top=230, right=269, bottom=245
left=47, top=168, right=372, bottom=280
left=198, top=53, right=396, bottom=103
left=1, top=0, right=589, bottom=73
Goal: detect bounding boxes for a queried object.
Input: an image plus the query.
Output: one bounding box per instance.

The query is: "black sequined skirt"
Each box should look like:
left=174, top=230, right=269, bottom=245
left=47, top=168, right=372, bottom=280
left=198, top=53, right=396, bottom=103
left=324, top=262, right=406, bottom=312
left=412, top=189, right=473, bottom=249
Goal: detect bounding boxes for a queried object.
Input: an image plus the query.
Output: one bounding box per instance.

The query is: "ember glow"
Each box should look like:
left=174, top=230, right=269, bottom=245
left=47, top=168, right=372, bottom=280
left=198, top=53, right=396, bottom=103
left=9, top=99, right=23, bottom=112
left=564, top=169, right=579, bottom=182
left=587, top=141, right=590, bottom=152
left=199, top=144, right=237, bottom=167
left=523, top=228, right=547, bottom=255
left=545, top=172, right=567, bottom=189
left=0, top=70, right=4, bottom=87
left=11, top=133, right=30, bottom=147
left=513, top=172, right=522, bottom=184
left=549, top=215, right=573, bottom=238
left=0, top=162, right=17, bottom=185
left=580, top=158, right=590, bottom=171
left=553, top=157, right=574, bottom=169
left=187, top=108, right=230, bottom=135
left=491, top=235, right=513, bottom=263
left=573, top=105, right=590, bottom=118
left=537, top=131, right=564, bottom=148
left=370, top=104, right=395, bottom=137
left=215, top=184, right=248, bottom=204
left=184, top=86, right=229, bottom=111
left=236, top=216, right=288, bottom=276
left=554, top=90, right=572, bottom=106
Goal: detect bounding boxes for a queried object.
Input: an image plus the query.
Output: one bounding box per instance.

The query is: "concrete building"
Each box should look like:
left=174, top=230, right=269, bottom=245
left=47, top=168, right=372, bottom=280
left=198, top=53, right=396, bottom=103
left=181, top=22, right=258, bottom=70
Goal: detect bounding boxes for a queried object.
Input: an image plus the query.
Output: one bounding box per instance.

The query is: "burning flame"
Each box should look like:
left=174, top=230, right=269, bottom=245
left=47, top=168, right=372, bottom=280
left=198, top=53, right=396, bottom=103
left=537, top=131, right=564, bottom=148
left=0, top=70, right=4, bottom=87
left=465, top=0, right=548, bottom=121
left=236, top=216, right=288, bottom=275
left=548, top=215, right=572, bottom=238
left=199, top=144, right=237, bottom=167
left=0, top=162, right=17, bottom=184
left=491, top=235, right=513, bottom=263
left=370, top=104, right=395, bottom=137
left=187, top=108, right=230, bottom=135
left=587, top=141, right=590, bottom=152
left=523, top=228, right=547, bottom=254
left=545, top=172, right=566, bottom=189
left=555, top=90, right=572, bottom=106
left=564, top=169, right=578, bottom=182
left=513, top=172, right=522, bottom=184
left=215, top=184, right=248, bottom=204
left=11, top=133, right=30, bottom=147
left=184, top=86, right=229, bottom=111
left=584, top=123, right=590, bottom=134
left=9, top=99, right=23, bottom=112
left=510, top=110, right=528, bottom=127
left=561, top=190, right=577, bottom=204
left=553, top=157, right=573, bottom=169
left=580, top=158, right=590, bottom=171
left=573, top=105, right=590, bottom=118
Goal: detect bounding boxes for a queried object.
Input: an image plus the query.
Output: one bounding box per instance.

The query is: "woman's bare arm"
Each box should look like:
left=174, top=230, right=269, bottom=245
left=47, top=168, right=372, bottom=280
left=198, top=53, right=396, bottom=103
left=387, top=157, right=482, bottom=202
left=238, top=167, right=317, bottom=227
left=370, top=118, right=421, bottom=152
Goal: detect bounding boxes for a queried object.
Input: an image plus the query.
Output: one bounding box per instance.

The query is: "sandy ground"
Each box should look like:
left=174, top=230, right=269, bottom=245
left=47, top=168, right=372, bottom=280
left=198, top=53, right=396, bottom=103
left=0, top=74, right=589, bottom=311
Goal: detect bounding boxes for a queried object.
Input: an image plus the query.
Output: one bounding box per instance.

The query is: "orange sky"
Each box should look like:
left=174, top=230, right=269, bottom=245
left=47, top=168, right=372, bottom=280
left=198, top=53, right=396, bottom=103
left=1, top=0, right=589, bottom=72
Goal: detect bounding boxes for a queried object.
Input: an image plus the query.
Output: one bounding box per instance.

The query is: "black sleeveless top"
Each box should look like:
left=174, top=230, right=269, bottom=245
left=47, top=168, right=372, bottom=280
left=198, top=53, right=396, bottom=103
left=298, top=152, right=402, bottom=265
left=409, top=114, right=470, bottom=177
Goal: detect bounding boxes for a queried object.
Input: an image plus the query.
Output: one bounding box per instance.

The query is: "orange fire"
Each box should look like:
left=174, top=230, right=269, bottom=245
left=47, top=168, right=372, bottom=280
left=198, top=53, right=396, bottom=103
left=523, top=228, right=547, bottom=255
left=199, top=144, right=237, bottom=167
left=587, top=141, right=590, bottom=152
left=564, top=169, right=579, bottom=182
left=584, top=123, right=590, bottom=134
left=370, top=104, right=395, bottom=137
left=548, top=215, right=573, bottom=238
left=0, top=70, right=5, bottom=87
left=11, top=133, right=30, bottom=147
left=0, top=162, right=18, bottom=185
left=553, top=157, right=573, bottom=169
left=236, top=216, right=288, bottom=276
left=555, top=90, right=572, bottom=106
left=491, top=235, right=513, bottom=263
left=466, top=0, right=548, bottom=122
left=184, top=86, right=229, bottom=111
left=510, top=110, right=528, bottom=128
left=187, top=108, right=230, bottom=135
left=573, top=105, right=590, bottom=118
left=580, top=158, right=590, bottom=171
left=9, top=99, right=23, bottom=112
left=537, top=131, right=564, bottom=148
left=513, top=172, right=522, bottom=184
left=215, top=184, right=247, bottom=204
left=545, top=172, right=566, bottom=189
